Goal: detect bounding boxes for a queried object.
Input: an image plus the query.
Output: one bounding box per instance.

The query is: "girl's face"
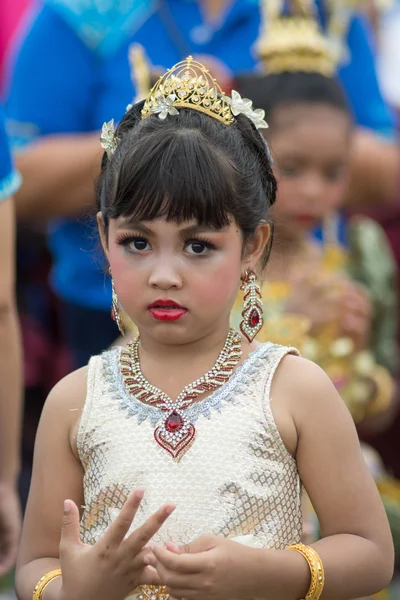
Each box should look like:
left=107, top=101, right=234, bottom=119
left=267, top=104, right=351, bottom=233
left=103, top=216, right=268, bottom=345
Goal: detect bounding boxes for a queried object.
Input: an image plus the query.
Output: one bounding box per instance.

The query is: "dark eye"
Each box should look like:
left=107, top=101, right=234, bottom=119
left=280, top=165, right=299, bottom=177
left=188, top=242, right=207, bottom=254
left=185, top=239, right=215, bottom=255
left=325, top=168, right=344, bottom=182
left=128, top=237, right=151, bottom=251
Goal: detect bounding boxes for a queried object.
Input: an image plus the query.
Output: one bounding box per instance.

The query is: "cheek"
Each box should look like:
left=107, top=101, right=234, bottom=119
left=194, top=257, right=241, bottom=307
left=273, top=179, right=298, bottom=216
left=107, top=244, right=143, bottom=300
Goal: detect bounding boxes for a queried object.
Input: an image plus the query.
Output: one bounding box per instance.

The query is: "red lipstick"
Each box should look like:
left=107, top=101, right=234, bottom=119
left=148, top=299, right=187, bottom=322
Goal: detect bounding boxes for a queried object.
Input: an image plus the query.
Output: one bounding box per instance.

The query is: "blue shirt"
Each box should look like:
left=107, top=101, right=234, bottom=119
left=0, top=105, right=21, bottom=202
left=5, top=0, right=394, bottom=310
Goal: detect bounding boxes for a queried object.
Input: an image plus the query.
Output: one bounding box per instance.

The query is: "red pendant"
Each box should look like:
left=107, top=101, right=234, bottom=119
left=249, top=308, right=260, bottom=328
left=154, top=423, right=196, bottom=461
left=165, top=411, right=183, bottom=432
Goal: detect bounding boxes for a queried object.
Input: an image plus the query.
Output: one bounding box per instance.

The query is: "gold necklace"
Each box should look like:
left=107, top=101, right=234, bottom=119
left=120, top=329, right=242, bottom=460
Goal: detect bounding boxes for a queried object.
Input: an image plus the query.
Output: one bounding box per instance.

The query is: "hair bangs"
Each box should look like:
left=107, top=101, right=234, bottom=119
left=108, top=127, right=239, bottom=228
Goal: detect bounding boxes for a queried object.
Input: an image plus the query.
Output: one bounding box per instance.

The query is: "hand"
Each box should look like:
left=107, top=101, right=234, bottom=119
left=148, top=534, right=258, bottom=600
left=339, top=281, right=372, bottom=351
left=285, top=276, right=372, bottom=351
left=59, top=490, right=175, bottom=600
left=0, top=482, right=21, bottom=576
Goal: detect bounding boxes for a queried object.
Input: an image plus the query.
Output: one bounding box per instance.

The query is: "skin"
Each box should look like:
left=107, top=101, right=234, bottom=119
left=15, top=214, right=393, bottom=600
left=0, top=197, right=22, bottom=576
left=266, top=104, right=373, bottom=352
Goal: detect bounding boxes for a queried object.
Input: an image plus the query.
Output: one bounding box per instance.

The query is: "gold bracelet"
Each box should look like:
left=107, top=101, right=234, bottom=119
left=32, top=569, right=62, bottom=600
left=287, top=543, right=325, bottom=600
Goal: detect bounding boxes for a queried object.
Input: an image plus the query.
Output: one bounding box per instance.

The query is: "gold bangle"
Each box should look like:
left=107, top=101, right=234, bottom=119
left=287, top=543, right=324, bottom=600
left=33, top=569, right=62, bottom=600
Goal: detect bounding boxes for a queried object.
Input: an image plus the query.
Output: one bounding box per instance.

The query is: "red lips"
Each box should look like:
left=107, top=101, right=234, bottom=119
left=148, top=299, right=186, bottom=310
left=148, top=299, right=187, bottom=322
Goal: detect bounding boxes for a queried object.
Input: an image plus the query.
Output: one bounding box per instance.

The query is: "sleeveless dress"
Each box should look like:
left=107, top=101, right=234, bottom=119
left=77, top=342, right=302, bottom=598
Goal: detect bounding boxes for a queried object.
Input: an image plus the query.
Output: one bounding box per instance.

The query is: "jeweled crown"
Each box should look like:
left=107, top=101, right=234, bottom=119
left=141, top=56, right=235, bottom=126
left=257, top=0, right=337, bottom=76
left=258, top=16, right=336, bottom=76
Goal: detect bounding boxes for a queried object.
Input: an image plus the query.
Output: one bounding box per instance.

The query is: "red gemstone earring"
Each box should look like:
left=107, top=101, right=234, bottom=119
left=240, top=270, right=264, bottom=343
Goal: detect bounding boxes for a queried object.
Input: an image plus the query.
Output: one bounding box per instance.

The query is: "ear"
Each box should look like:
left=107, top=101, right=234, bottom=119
left=97, top=211, right=109, bottom=260
left=241, top=222, right=271, bottom=273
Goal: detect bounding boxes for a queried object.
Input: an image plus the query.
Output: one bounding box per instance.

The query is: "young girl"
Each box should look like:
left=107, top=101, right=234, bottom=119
left=16, top=57, right=393, bottom=600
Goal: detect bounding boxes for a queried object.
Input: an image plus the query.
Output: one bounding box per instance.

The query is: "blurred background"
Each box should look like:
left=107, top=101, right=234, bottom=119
left=0, top=0, right=399, bottom=598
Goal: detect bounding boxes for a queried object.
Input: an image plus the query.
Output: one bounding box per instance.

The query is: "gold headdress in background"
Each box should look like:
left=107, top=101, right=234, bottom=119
left=129, top=43, right=152, bottom=102
left=256, top=0, right=367, bottom=76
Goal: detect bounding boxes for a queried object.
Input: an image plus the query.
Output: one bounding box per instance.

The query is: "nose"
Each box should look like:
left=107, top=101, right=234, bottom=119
left=299, top=172, right=325, bottom=207
left=148, top=257, right=183, bottom=290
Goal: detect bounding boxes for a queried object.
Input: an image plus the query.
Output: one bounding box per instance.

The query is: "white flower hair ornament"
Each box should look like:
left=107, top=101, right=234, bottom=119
left=223, top=90, right=269, bottom=130
left=100, top=119, right=119, bottom=158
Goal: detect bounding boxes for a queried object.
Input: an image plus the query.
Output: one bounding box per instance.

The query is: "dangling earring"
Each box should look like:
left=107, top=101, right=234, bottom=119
left=240, top=270, right=264, bottom=343
left=110, top=276, right=125, bottom=337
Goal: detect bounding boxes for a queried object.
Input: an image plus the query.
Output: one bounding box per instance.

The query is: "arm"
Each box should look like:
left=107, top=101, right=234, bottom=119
left=15, top=368, right=86, bottom=600
left=0, top=104, right=23, bottom=575
left=262, top=356, right=394, bottom=598
left=16, top=368, right=174, bottom=600
left=339, top=14, right=399, bottom=207
left=14, top=134, right=102, bottom=220
left=5, top=4, right=101, bottom=220
left=0, top=198, right=23, bottom=576
left=151, top=358, right=393, bottom=599
left=346, top=128, right=399, bottom=209
left=0, top=198, right=22, bottom=484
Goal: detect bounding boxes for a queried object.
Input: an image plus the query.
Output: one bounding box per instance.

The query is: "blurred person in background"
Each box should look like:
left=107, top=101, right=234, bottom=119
left=4, top=0, right=398, bottom=372
left=0, top=104, right=22, bottom=580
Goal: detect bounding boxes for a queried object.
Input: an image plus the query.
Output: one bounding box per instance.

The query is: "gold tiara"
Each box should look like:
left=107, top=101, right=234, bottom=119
left=257, top=15, right=337, bottom=77
left=100, top=56, right=268, bottom=157
left=141, top=56, right=235, bottom=126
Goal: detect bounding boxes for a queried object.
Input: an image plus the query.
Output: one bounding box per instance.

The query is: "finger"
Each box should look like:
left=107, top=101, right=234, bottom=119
left=141, top=565, right=163, bottom=586
left=125, top=503, right=175, bottom=554
left=152, top=545, right=205, bottom=574
left=167, top=588, right=197, bottom=600
left=166, top=541, right=184, bottom=554
left=60, top=499, right=81, bottom=551
left=102, top=489, right=144, bottom=548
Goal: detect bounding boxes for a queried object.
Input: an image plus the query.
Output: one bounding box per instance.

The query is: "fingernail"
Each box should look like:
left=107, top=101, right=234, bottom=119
left=165, top=504, right=176, bottom=515
left=135, top=489, right=145, bottom=500
left=64, top=500, right=70, bottom=513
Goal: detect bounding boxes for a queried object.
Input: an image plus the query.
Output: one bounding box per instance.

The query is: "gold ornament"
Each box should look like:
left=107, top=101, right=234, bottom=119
left=257, top=15, right=337, bottom=76
left=33, top=570, right=62, bottom=600
left=141, top=56, right=235, bottom=126
left=240, top=270, right=264, bottom=343
left=288, top=544, right=325, bottom=600
left=129, top=43, right=152, bottom=102
left=111, top=278, right=125, bottom=337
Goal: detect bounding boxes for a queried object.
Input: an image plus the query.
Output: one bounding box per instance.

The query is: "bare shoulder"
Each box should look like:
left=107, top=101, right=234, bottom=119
left=45, top=365, right=88, bottom=414
left=39, top=366, right=89, bottom=456
left=271, top=354, right=350, bottom=429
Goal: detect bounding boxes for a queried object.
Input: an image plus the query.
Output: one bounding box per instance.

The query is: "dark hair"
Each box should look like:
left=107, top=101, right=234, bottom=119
left=96, top=100, right=277, bottom=266
left=234, top=71, right=352, bottom=125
